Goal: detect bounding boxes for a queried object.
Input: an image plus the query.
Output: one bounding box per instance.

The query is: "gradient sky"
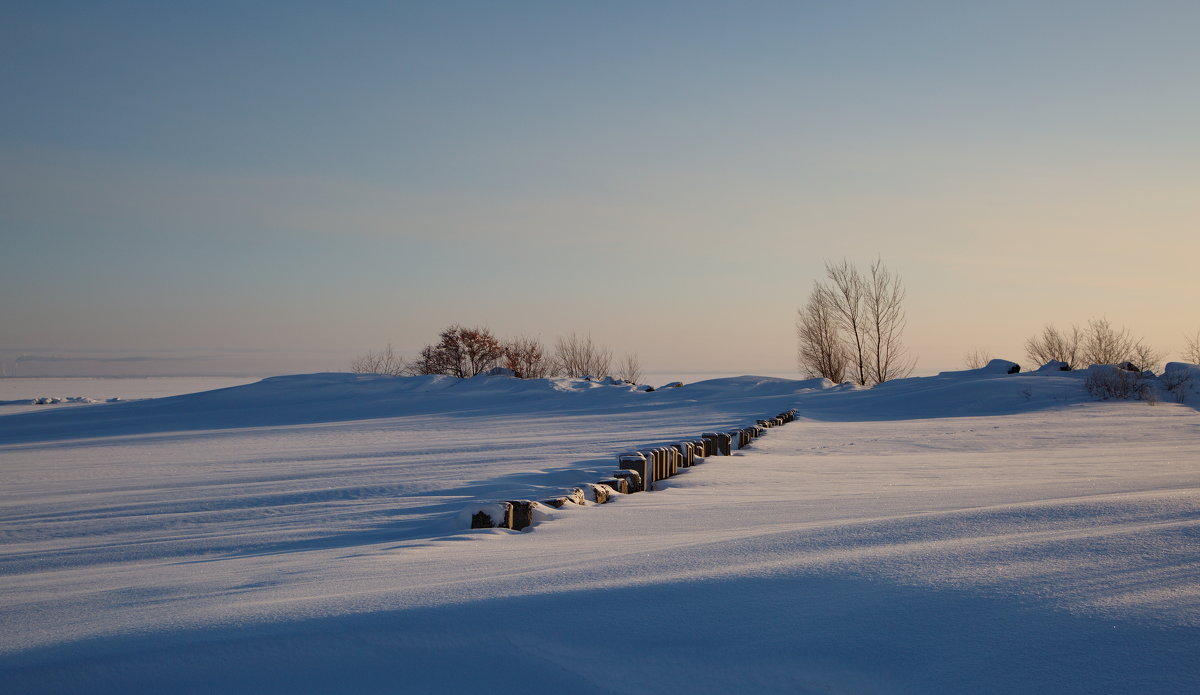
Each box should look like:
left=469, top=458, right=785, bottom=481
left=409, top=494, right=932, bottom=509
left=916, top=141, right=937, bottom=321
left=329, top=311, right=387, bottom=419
left=2, top=1, right=1198, bottom=377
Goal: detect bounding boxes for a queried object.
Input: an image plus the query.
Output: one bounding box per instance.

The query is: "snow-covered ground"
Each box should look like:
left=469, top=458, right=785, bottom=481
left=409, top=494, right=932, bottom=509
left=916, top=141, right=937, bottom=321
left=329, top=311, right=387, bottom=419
left=0, top=376, right=262, bottom=415
left=1, top=369, right=1197, bottom=693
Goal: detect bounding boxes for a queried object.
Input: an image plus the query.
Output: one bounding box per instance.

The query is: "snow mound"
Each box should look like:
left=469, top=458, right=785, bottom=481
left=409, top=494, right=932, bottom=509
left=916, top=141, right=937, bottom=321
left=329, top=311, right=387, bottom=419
left=1162, top=362, right=1200, bottom=404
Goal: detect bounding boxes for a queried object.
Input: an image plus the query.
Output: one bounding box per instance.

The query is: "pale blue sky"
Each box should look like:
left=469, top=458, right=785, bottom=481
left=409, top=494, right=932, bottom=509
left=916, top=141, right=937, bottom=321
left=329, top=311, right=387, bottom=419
left=2, top=1, right=1198, bottom=376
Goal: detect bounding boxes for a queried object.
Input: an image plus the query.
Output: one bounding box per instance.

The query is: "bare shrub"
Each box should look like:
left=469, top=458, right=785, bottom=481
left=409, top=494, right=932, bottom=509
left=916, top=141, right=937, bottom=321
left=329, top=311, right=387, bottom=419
left=1026, top=319, right=1162, bottom=372
left=1080, top=318, right=1162, bottom=371
left=552, top=332, right=612, bottom=378
left=617, top=352, right=643, bottom=384
left=964, top=349, right=993, bottom=370
left=502, top=336, right=550, bottom=379
left=796, top=283, right=848, bottom=382
left=1081, top=318, right=1135, bottom=366
left=1128, top=342, right=1165, bottom=374
left=1183, top=329, right=1200, bottom=364
left=351, top=343, right=407, bottom=376
left=1025, top=324, right=1082, bottom=370
left=1162, top=366, right=1193, bottom=403
left=412, top=325, right=504, bottom=378
left=1084, top=365, right=1154, bottom=402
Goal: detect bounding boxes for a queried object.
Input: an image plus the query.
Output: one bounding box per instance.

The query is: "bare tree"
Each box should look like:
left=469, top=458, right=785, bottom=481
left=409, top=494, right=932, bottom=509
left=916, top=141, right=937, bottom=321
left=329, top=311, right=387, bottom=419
left=796, top=283, right=848, bottom=382
left=350, top=343, right=407, bottom=376
left=617, top=352, right=643, bottom=384
left=412, top=325, right=504, bottom=378
left=552, top=332, right=612, bottom=378
left=502, top=336, right=550, bottom=379
left=823, top=260, right=869, bottom=385
left=802, top=258, right=911, bottom=385
left=1182, top=329, right=1200, bottom=364
left=863, top=257, right=914, bottom=383
left=964, top=349, right=993, bottom=369
left=1025, top=324, right=1082, bottom=369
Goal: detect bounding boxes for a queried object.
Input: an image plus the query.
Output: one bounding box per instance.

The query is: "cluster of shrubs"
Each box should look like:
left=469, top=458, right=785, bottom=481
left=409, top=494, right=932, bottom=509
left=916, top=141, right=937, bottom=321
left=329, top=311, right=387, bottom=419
left=352, top=325, right=643, bottom=382
left=961, top=320, right=1200, bottom=404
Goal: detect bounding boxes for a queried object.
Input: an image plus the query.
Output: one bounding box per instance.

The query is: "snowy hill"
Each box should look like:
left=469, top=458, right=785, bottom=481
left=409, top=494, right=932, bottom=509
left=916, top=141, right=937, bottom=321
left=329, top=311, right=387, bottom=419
left=2, top=369, right=1198, bottom=693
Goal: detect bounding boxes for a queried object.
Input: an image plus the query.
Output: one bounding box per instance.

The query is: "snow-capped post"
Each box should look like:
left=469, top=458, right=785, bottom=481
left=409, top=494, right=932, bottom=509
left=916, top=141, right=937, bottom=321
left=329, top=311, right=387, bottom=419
left=702, top=432, right=719, bottom=457
left=644, top=449, right=658, bottom=478
left=507, top=500, right=539, bottom=531
left=542, top=486, right=586, bottom=508
left=612, top=468, right=643, bottom=493
left=656, top=447, right=672, bottom=478
left=583, top=482, right=612, bottom=504
left=672, top=442, right=693, bottom=467
left=640, top=449, right=660, bottom=481
left=717, top=433, right=732, bottom=455
left=599, top=476, right=628, bottom=494
left=469, top=502, right=514, bottom=529
left=618, top=452, right=651, bottom=490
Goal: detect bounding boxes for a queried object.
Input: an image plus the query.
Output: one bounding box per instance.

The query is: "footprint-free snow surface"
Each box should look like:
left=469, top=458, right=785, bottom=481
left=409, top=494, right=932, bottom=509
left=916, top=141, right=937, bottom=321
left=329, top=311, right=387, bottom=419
left=2, top=370, right=1198, bottom=693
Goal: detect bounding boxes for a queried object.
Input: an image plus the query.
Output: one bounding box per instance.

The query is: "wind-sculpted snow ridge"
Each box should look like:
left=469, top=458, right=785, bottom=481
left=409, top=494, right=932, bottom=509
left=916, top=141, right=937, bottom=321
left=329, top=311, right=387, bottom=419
left=0, top=372, right=833, bottom=445
left=3, top=368, right=1199, bottom=692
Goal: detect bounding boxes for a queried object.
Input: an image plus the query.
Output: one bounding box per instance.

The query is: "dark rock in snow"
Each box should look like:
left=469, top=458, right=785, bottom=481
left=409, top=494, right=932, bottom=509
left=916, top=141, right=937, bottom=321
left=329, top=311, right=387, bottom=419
left=469, top=502, right=513, bottom=529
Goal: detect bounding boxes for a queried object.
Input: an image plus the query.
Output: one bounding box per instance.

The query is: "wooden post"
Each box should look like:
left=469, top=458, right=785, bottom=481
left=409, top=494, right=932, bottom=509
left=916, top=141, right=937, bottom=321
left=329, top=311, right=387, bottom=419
left=506, top=500, right=539, bottom=531
left=599, top=477, right=627, bottom=494
left=619, top=452, right=651, bottom=490
left=612, top=468, right=643, bottom=493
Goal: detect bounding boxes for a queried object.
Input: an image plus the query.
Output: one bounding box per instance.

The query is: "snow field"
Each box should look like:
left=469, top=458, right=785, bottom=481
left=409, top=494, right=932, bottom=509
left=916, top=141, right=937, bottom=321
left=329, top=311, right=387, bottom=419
left=1, top=369, right=1198, bottom=692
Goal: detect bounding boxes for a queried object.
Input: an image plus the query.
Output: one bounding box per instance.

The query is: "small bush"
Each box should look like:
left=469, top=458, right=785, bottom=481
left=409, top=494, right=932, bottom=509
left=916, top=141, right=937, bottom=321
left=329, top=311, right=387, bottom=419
left=351, top=343, right=407, bottom=376
left=502, top=336, right=550, bottom=379
left=1084, top=364, right=1155, bottom=402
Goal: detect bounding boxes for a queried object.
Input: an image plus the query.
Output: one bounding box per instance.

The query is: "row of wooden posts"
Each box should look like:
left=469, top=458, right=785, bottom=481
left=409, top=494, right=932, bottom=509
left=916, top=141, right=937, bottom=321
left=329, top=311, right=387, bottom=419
left=468, top=408, right=798, bottom=531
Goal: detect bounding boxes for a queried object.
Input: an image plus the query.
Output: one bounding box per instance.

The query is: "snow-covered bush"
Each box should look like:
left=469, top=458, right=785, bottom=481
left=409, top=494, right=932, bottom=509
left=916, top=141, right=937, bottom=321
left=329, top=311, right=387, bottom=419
left=1162, top=362, right=1199, bottom=403
left=1084, top=364, right=1155, bottom=402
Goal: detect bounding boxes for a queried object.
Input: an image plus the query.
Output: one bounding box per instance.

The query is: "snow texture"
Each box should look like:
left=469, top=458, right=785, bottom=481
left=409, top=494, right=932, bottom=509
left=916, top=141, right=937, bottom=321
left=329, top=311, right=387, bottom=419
left=2, top=369, right=1198, bottom=693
